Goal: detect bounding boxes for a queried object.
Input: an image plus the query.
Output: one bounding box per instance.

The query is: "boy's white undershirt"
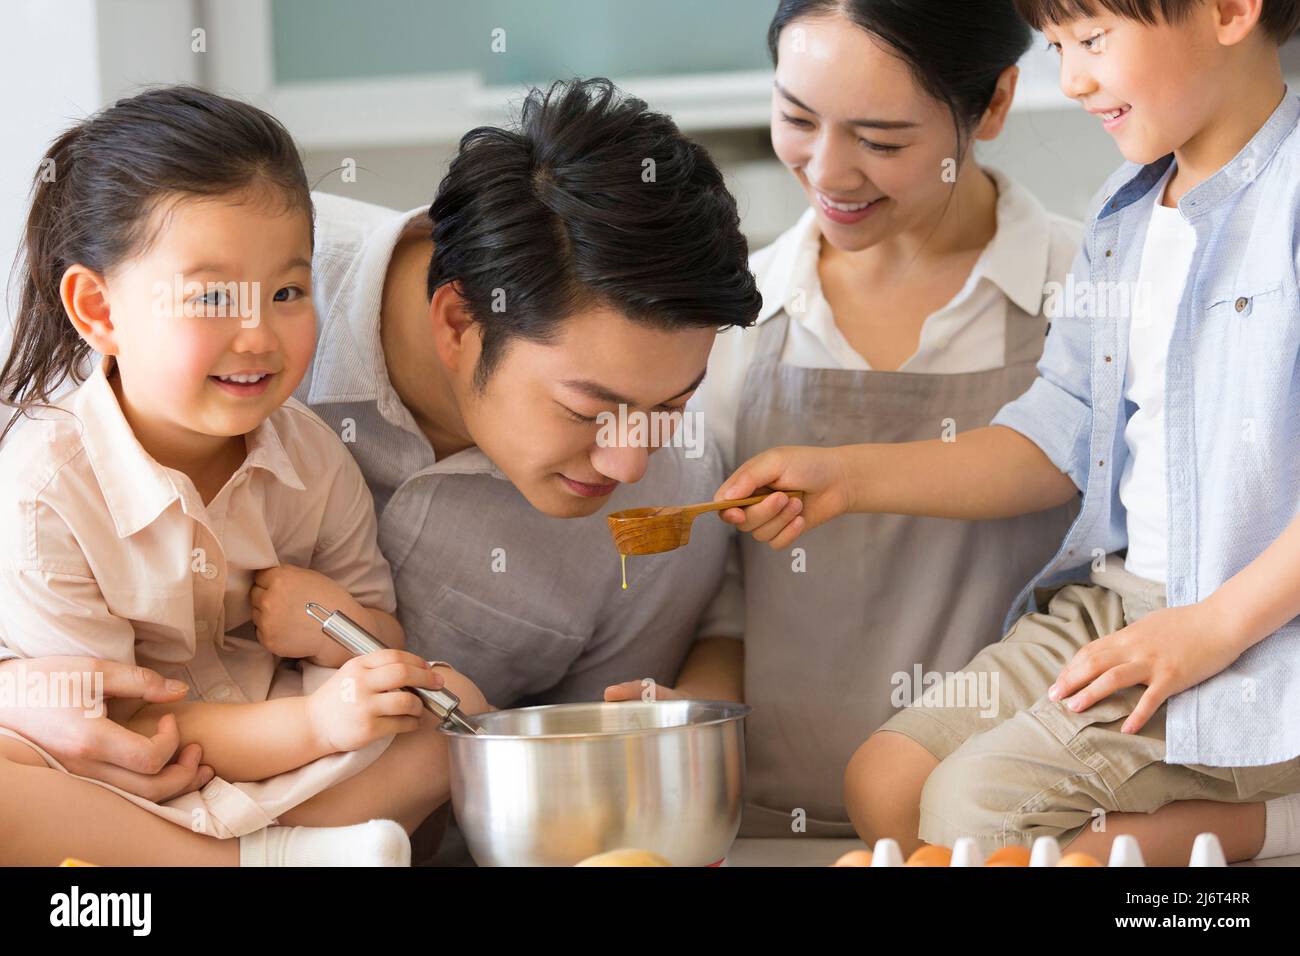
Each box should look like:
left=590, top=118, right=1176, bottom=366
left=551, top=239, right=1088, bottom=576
left=1118, top=171, right=1198, bottom=585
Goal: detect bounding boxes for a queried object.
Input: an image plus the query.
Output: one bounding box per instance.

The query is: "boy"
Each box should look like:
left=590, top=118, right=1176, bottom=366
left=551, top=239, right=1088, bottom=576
left=717, top=0, right=1300, bottom=865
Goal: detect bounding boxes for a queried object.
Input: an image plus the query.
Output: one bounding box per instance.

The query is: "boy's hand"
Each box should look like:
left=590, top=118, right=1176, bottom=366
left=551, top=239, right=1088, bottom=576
left=715, top=445, right=854, bottom=549
left=251, top=565, right=353, bottom=659
left=1048, top=602, right=1243, bottom=734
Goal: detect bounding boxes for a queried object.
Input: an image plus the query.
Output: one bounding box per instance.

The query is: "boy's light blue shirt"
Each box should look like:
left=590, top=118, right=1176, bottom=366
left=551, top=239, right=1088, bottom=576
left=992, top=90, right=1300, bottom=767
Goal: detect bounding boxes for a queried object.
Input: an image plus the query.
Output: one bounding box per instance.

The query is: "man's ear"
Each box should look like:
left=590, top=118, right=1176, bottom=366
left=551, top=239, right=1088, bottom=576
left=429, top=282, right=481, bottom=377
left=60, top=264, right=118, bottom=355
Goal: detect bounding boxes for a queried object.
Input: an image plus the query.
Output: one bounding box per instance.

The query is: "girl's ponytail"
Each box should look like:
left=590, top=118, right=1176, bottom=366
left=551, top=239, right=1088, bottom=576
left=2, top=125, right=95, bottom=437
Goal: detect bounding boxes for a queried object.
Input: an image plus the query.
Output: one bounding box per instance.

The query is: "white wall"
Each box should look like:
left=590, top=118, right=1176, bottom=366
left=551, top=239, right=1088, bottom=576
left=0, top=0, right=199, bottom=345
left=0, top=0, right=102, bottom=337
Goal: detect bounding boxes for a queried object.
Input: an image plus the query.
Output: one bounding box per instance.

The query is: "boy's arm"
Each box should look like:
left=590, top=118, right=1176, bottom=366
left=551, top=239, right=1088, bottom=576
left=718, top=236, right=1098, bottom=541
left=1202, top=512, right=1300, bottom=655
left=838, top=425, right=1079, bottom=520
left=719, top=425, right=1078, bottom=547
left=847, top=225, right=1100, bottom=519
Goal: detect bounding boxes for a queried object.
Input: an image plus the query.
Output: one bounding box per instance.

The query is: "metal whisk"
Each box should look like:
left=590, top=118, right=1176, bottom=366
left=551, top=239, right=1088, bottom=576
left=304, top=602, right=482, bottom=735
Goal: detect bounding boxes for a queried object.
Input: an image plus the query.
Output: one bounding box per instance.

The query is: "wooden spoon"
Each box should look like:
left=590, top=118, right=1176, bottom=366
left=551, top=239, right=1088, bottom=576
left=607, top=490, right=805, bottom=556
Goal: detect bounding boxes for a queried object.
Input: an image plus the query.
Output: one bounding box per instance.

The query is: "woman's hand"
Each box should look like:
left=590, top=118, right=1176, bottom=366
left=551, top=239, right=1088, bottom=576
left=251, top=565, right=354, bottom=659
left=715, top=445, right=856, bottom=549
left=306, top=649, right=444, bottom=753
left=0, top=656, right=214, bottom=801
left=1048, top=602, right=1244, bottom=734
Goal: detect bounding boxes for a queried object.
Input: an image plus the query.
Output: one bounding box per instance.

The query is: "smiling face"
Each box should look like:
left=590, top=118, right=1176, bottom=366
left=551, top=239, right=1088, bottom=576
left=450, top=305, right=716, bottom=518
left=770, top=14, right=985, bottom=253
left=95, top=189, right=316, bottom=443
left=1043, top=13, right=1223, bottom=164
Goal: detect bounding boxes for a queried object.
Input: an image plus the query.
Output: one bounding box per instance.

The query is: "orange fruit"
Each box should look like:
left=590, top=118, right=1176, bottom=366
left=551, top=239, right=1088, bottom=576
left=574, top=848, right=671, bottom=867
left=1057, top=852, right=1102, bottom=867
left=906, top=844, right=953, bottom=867
left=984, top=846, right=1031, bottom=867
left=832, top=849, right=874, bottom=867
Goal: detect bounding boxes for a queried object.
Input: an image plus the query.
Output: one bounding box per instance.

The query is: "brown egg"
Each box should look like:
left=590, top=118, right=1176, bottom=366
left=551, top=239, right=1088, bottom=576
left=984, top=846, right=1032, bottom=867
left=906, top=845, right=953, bottom=867
left=832, top=849, right=874, bottom=867
left=1057, top=852, right=1103, bottom=867
left=575, top=848, right=672, bottom=867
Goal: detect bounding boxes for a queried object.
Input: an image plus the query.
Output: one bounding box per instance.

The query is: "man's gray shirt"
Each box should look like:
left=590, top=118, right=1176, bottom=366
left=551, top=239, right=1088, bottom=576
left=297, top=191, right=733, bottom=708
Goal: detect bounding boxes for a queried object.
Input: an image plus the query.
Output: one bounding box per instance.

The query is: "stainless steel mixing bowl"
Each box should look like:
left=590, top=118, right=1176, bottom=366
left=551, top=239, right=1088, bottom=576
left=437, top=699, right=751, bottom=866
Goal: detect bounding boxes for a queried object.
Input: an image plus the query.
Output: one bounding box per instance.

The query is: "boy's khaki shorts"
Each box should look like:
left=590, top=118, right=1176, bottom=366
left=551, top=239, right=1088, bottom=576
left=879, top=554, right=1300, bottom=853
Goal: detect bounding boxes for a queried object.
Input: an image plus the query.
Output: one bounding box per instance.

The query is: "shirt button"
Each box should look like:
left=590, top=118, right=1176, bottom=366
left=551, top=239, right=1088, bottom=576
left=201, top=563, right=218, bottom=580
left=1235, top=297, right=1249, bottom=313
left=1104, top=249, right=1113, bottom=257
left=211, top=685, right=233, bottom=701
left=1104, top=355, right=1113, bottom=363
left=196, top=619, right=208, bottom=633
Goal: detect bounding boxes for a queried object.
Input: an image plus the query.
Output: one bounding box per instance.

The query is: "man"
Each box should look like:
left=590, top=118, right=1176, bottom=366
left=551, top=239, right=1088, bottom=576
left=299, top=77, right=756, bottom=706
left=0, top=79, right=757, bottom=836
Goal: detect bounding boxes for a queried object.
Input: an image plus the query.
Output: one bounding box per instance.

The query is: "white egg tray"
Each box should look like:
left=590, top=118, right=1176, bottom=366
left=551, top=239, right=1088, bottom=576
left=863, top=832, right=1226, bottom=867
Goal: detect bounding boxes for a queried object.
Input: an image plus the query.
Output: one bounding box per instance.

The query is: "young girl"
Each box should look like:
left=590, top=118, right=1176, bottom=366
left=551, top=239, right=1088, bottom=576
left=0, top=86, right=486, bottom=866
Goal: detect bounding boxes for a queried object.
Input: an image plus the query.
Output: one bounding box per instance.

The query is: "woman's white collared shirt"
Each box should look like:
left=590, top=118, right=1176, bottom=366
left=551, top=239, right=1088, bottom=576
left=692, top=168, right=1082, bottom=641
left=694, top=167, right=1083, bottom=472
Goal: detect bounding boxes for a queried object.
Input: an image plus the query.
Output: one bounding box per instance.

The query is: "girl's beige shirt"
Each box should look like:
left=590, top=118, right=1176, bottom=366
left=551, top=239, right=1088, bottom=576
left=0, top=355, right=398, bottom=837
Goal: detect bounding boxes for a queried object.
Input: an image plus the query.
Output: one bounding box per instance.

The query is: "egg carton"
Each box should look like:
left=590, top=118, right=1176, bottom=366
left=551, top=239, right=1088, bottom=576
left=857, top=832, right=1227, bottom=867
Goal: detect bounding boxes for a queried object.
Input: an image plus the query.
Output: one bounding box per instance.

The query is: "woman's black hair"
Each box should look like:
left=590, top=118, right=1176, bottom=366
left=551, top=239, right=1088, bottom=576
left=767, top=0, right=1034, bottom=155
left=1, top=84, right=312, bottom=441
left=426, top=77, right=762, bottom=389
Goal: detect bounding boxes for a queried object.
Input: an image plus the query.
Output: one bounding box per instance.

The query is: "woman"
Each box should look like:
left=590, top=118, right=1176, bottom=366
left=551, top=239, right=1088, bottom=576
left=625, top=0, right=1081, bottom=838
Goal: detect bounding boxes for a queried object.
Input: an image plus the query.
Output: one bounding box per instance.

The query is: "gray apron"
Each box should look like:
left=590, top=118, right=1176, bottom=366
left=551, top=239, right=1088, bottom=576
left=736, top=306, right=1079, bottom=837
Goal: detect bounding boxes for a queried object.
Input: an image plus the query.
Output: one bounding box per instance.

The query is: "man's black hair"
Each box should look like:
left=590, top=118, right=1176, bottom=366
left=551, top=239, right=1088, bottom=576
left=426, top=77, right=762, bottom=388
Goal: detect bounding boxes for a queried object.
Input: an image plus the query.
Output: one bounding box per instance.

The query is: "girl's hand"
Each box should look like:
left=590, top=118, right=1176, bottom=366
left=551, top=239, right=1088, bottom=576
left=307, top=649, right=444, bottom=753
left=251, top=565, right=353, bottom=659
left=1047, top=602, right=1243, bottom=734
left=715, top=445, right=854, bottom=549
